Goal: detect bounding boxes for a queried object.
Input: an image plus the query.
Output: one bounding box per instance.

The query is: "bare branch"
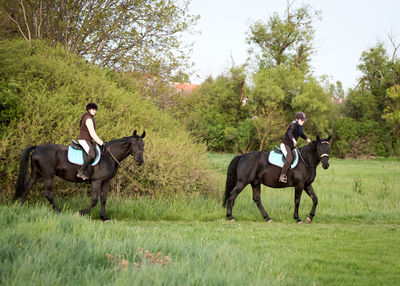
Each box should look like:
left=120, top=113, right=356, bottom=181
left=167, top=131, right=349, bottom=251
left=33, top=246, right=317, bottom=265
left=6, top=13, right=29, bottom=41
left=18, top=0, right=31, bottom=41
left=388, top=32, right=400, bottom=61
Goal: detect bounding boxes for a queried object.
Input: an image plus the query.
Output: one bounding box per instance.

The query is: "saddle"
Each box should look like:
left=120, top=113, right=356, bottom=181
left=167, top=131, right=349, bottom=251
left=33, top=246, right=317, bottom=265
left=67, top=140, right=101, bottom=166
left=268, top=146, right=299, bottom=169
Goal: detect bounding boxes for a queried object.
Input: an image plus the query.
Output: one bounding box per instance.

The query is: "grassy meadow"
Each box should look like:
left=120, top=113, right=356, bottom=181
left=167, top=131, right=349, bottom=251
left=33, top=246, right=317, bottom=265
left=1, top=154, right=400, bottom=285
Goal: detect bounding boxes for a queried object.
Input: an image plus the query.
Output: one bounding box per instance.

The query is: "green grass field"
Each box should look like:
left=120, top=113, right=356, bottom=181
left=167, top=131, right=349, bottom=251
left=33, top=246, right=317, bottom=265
left=1, top=155, right=400, bottom=285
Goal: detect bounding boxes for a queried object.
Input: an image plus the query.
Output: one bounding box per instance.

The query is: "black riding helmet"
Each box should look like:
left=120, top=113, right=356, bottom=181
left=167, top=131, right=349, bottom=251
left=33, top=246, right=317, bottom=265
left=86, top=103, right=98, bottom=111
left=295, top=111, right=306, bottom=120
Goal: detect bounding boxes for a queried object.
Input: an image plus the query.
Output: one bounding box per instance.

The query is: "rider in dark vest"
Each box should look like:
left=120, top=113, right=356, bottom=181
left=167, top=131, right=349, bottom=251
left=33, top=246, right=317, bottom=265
left=279, top=112, right=311, bottom=183
left=77, top=103, right=107, bottom=180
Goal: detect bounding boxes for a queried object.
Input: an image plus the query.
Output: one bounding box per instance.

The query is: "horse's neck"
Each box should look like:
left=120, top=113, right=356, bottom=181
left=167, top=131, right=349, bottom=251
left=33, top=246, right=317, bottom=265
left=108, top=137, right=131, bottom=162
left=300, top=143, right=320, bottom=167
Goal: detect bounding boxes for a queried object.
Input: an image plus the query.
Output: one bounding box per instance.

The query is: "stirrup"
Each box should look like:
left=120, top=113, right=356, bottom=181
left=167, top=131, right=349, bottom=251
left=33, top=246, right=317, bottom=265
left=77, top=171, right=89, bottom=180
left=279, top=174, right=287, bottom=183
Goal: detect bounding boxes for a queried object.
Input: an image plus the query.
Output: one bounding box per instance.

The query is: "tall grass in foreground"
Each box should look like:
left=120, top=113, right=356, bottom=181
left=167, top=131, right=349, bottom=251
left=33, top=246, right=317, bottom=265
left=1, top=156, right=400, bottom=285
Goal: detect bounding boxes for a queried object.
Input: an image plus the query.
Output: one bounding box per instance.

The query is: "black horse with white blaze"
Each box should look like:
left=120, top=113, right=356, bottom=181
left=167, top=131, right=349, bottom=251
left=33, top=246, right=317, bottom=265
left=223, top=135, right=331, bottom=223
left=14, top=130, right=145, bottom=220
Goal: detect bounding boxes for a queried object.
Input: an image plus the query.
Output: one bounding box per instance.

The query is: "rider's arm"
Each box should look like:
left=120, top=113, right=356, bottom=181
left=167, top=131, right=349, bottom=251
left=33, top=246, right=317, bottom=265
left=287, top=123, right=297, bottom=146
left=85, top=118, right=104, bottom=146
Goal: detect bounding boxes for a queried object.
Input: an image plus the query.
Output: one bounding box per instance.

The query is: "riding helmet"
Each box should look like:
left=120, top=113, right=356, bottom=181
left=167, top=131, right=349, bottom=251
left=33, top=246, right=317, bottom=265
left=86, top=103, right=98, bottom=111
left=295, top=112, right=306, bottom=120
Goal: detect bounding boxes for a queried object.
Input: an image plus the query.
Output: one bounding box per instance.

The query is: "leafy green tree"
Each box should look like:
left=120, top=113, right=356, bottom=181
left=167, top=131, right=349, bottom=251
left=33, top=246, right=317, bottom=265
left=336, top=41, right=400, bottom=156
left=383, top=85, right=400, bottom=135
left=173, top=69, right=250, bottom=152
left=245, top=2, right=331, bottom=149
left=0, top=0, right=198, bottom=79
left=250, top=66, right=333, bottom=146
left=247, top=1, right=320, bottom=72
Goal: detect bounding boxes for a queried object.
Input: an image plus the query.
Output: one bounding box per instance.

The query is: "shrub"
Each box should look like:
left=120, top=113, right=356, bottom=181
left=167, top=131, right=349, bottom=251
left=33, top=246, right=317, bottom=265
left=332, top=117, right=394, bottom=157
left=0, top=40, right=216, bottom=197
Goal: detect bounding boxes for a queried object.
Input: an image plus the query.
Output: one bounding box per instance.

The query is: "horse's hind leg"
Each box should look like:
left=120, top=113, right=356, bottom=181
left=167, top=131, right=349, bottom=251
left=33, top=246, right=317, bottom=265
left=251, top=183, right=272, bottom=222
left=79, top=181, right=101, bottom=216
left=44, top=176, right=61, bottom=212
left=226, top=182, right=246, bottom=221
left=20, top=175, right=39, bottom=204
left=304, top=184, right=318, bottom=223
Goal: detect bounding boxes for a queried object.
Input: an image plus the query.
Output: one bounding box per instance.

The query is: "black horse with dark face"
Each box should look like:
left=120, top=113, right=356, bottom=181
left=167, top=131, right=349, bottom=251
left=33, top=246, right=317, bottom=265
left=223, top=135, right=331, bottom=223
left=14, top=130, right=145, bottom=220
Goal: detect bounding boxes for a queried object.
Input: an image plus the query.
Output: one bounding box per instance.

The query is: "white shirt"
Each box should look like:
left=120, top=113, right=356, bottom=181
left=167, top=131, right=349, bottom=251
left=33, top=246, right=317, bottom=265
left=86, top=118, right=103, bottom=146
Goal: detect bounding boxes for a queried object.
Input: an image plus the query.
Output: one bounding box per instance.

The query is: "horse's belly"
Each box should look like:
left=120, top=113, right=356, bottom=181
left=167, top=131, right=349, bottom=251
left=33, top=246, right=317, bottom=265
left=260, top=168, right=281, bottom=186
left=56, top=167, right=80, bottom=182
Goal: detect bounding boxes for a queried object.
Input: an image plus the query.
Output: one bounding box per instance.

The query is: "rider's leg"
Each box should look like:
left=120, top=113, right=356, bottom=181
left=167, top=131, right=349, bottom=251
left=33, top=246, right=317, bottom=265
left=77, top=140, right=95, bottom=180
left=279, top=144, right=293, bottom=183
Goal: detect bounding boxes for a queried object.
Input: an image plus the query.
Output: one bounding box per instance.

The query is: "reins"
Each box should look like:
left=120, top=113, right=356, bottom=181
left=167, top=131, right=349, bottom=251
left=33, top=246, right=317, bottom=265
left=105, top=146, right=135, bottom=171
left=295, top=146, right=308, bottom=167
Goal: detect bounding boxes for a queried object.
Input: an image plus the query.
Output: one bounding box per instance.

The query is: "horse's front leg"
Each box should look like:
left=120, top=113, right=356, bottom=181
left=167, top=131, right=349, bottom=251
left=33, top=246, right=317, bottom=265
left=79, top=180, right=101, bottom=217
left=100, top=180, right=111, bottom=221
left=293, top=186, right=303, bottom=223
left=304, top=184, right=318, bottom=223
left=251, top=183, right=272, bottom=222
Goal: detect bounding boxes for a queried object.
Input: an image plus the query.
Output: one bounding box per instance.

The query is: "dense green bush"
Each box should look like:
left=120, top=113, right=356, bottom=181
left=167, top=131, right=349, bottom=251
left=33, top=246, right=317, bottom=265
left=0, top=40, right=215, bottom=197
left=331, top=117, right=394, bottom=158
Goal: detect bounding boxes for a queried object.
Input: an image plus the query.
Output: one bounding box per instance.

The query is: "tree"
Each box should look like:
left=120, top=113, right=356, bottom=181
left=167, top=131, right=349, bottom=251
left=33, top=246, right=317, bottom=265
left=247, top=0, right=320, bottom=72
left=0, top=0, right=198, bottom=79
left=172, top=70, right=251, bottom=152
left=383, top=85, right=400, bottom=135
left=250, top=66, right=333, bottom=144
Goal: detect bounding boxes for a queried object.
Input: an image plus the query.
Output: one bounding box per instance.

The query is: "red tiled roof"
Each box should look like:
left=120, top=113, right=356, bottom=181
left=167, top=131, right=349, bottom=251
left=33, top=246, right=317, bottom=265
left=173, top=83, right=200, bottom=95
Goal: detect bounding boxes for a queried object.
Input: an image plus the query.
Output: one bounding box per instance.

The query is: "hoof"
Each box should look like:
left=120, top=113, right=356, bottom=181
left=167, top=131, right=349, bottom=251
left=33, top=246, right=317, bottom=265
left=229, top=218, right=235, bottom=222
left=266, top=219, right=273, bottom=223
left=79, top=210, right=86, bottom=216
left=306, top=217, right=312, bottom=223
left=297, top=220, right=304, bottom=224
left=101, top=216, right=111, bottom=222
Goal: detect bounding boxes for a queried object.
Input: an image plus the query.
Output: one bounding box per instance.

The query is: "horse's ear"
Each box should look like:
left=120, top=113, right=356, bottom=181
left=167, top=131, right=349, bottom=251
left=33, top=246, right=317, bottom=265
left=327, top=135, right=332, bottom=142
left=141, top=131, right=146, bottom=138
left=316, top=135, right=320, bottom=141
left=133, top=130, right=137, bottom=137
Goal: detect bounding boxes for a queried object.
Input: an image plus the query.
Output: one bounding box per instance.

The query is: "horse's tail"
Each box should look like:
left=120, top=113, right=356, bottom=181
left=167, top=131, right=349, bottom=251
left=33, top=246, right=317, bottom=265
left=14, top=146, right=36, bottom=201
left=222, top=155, right=241, bottom=208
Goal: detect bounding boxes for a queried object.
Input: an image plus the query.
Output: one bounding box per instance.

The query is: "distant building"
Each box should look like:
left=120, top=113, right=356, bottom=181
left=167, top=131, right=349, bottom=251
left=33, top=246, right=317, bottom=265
left=331, top=97, right=345, bottom=104
left=173, top=83, right=200, bottom=96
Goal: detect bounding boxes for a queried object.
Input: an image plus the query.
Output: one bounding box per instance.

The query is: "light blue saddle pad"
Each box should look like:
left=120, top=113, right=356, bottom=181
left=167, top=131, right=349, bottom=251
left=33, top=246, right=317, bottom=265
left=67, top=145, right=101, bottom=166
left=268, top=148, right=299, bottom=169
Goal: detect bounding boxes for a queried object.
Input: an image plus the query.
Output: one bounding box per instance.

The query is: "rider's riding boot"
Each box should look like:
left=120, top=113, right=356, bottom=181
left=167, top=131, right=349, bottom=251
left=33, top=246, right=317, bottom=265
left=279, top=162, right=290, bottom=183
left=77, top=157, right=94, bottom=180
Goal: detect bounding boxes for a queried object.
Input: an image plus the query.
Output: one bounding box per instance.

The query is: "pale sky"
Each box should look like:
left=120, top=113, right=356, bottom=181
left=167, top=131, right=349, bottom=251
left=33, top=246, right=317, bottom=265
left=185, top=0, right=400, bottom=90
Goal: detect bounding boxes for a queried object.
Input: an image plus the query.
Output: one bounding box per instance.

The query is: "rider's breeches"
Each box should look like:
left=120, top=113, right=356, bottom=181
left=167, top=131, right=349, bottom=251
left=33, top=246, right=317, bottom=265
left=280, top=143, right=293, bottom=175
left=78, top=140, right=96, bottom=159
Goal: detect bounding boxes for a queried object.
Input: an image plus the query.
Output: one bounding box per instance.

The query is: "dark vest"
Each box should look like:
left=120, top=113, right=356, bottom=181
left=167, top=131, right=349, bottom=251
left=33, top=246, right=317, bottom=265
left=78, top=112, right=96, bottom=142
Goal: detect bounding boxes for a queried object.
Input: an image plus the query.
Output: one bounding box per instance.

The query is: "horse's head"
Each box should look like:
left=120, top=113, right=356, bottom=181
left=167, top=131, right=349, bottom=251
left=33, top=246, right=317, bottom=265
left=130, top=130, right=146, bottom=166
left=316, top=135, right=331, bottom=169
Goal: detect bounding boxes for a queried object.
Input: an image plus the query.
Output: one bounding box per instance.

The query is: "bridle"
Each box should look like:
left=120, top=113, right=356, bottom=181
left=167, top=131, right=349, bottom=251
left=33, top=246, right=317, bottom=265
left=320, top=141, right=330, bottom=160
left=105, top=145, right=135, bottom=170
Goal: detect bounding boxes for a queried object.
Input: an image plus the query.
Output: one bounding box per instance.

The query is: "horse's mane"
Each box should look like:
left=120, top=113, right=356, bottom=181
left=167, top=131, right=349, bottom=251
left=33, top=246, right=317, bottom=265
left=299, top=140, right=317, bottom=153
left=108, top=136, right=132, bottom=144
